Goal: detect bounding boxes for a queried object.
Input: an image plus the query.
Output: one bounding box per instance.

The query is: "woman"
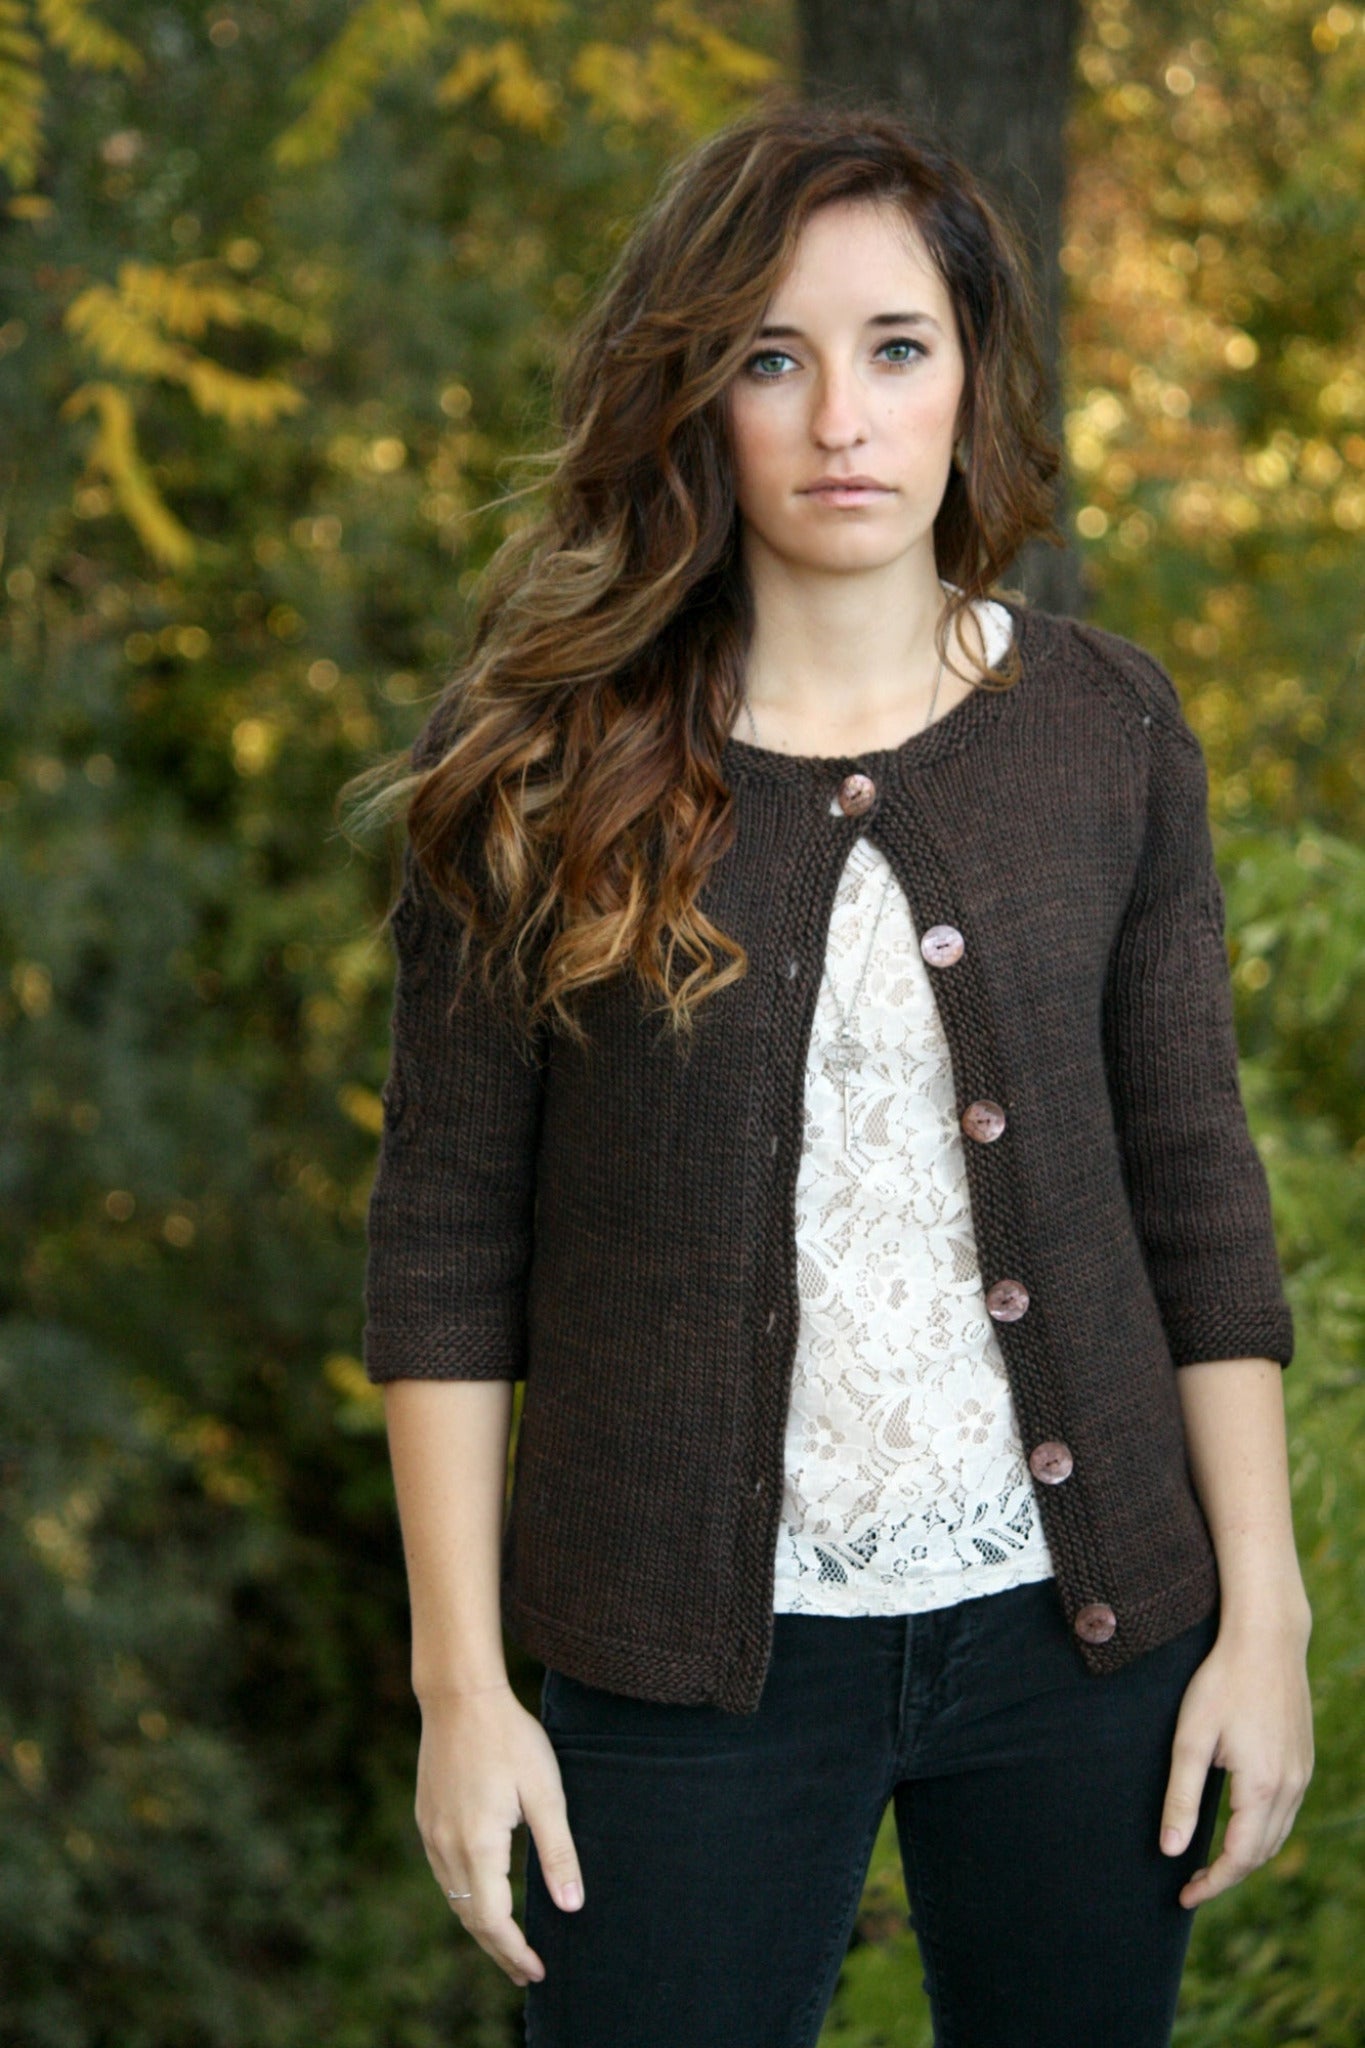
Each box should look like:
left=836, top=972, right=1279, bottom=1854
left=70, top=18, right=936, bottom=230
left=363, top=99, right=1313, bottom=2048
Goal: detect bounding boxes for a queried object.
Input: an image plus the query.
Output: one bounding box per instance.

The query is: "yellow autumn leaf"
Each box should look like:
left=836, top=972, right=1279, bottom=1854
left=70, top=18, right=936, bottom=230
left=652, top=0, right=779, bottom=87
left=324, top=1353, right=386, bottom=1432
left=64, top=271, right=307, bottom=426
left=570, top=42, right=653, bottom=127
left=180, top=358, right=307, bottom=428
left=115, top=260, right=253, bottom=341
left=338, top=1084, right=386, bottom=1136
left=66, top=281, right=198, bottom=380
left=59, top=382, right=196, bottom=569
left=572, top=6, right=776, bottom=136
left=0, top=0, right=46, bottom=187
left=436, top=35, right=561, bottom=135
left=273, top=0, right=434, bottom=168
left=33, top=0, right=141, bottom=75
left=435, top=0, right=567, bottom=25
left=113, top=261, right=307, bottom=345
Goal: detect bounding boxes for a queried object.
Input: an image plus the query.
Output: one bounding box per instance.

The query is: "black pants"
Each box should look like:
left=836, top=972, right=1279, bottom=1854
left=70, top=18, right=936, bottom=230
left=523, top=1576, right=1226, bottom=2048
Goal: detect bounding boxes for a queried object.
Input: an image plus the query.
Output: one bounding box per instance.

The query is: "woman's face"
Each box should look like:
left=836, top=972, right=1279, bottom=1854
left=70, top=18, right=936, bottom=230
left=726, top=198, right=967, bottom=578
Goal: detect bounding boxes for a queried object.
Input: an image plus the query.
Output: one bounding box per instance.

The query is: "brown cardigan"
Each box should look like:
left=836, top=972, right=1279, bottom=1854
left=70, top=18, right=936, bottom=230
left=363, top=601, right=1295, bottom=1713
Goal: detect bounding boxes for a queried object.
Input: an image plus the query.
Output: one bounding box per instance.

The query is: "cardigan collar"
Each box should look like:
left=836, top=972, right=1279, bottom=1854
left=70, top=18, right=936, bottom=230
left=719, top=594, right=1038, bottom=793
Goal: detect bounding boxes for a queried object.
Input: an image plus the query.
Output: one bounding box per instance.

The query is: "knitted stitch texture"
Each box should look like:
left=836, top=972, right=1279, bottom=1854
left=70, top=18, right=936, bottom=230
left=363, top=601, right=1295, bottom=1714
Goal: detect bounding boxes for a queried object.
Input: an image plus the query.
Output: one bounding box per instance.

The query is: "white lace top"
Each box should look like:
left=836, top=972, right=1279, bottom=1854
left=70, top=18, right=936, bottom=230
left=772, top=598, right=1057, bottom=1617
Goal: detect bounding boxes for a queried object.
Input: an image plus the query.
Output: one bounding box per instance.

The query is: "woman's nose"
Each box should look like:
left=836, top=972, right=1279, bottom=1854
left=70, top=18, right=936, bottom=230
left=809, top=366, right=869, bottom=447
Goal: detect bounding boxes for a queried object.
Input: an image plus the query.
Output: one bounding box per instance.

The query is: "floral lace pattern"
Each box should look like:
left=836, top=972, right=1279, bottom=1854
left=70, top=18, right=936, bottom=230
left=773, top=601, right=1056, bottom=1616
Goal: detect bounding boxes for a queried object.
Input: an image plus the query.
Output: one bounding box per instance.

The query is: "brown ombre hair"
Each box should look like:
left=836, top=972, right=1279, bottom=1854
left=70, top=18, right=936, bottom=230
left=386, top=95, right=1062, bottom=1047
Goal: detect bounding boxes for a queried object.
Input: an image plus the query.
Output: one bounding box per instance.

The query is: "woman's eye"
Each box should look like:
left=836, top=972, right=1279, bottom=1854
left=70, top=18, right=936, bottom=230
left=743, top=338, right=926, bottom=379
left=744, top=349, right=796, bottom=378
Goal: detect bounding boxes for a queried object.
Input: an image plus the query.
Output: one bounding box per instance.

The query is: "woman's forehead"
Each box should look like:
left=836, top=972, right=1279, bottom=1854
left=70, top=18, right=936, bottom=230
left=764, top=201, right=949, bottom=313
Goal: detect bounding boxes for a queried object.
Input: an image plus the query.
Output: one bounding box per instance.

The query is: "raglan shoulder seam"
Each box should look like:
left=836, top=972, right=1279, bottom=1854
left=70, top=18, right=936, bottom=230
left=1053, top=615, right=1203, bottom=755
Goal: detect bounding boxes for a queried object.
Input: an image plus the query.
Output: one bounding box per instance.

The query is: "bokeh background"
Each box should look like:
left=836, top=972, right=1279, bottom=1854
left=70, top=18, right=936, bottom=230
left=2, top=4, right=1362, bottom=2043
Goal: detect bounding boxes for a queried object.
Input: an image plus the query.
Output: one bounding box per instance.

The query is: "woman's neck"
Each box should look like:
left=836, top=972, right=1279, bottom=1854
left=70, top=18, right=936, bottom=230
left=737, top=554, right=988, bottom=757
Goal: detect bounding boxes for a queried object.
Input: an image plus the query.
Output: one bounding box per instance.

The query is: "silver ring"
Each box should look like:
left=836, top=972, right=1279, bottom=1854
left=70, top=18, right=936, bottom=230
left=446, top=1890, right=473, bottom=1901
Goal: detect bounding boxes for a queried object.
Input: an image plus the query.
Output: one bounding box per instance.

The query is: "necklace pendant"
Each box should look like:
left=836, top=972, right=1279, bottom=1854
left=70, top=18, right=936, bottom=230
left=823, top=1032, right=866, bottom=1079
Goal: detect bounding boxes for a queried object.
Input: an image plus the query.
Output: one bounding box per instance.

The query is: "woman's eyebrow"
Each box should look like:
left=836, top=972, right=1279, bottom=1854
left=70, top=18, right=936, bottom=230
left=755, top=311, right=942, bottom=338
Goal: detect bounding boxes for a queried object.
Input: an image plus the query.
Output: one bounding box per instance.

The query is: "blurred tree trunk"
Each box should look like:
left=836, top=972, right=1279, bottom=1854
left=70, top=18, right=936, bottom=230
left=795, top=0, right=1085, bottom=617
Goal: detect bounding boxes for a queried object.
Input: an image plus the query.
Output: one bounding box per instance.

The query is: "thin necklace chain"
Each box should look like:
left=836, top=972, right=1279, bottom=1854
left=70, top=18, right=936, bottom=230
left=822, top=850, right=901, bottom=1052
left=738, top=634, right=948, bottom=757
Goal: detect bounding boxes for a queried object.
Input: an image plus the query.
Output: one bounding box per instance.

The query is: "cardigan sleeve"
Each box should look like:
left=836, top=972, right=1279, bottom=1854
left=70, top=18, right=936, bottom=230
left=1100, top=653, right=1295, bottom=1371
left=362, top=844, right=545, bottom=1384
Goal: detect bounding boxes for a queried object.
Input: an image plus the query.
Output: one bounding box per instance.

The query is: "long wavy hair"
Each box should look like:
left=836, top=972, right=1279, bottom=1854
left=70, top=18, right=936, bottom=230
left=377, top=95, right=1062, bottom=1048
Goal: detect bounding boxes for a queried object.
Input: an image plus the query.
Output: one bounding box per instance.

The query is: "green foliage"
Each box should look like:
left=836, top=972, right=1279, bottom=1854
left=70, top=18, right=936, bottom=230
left=1065, top=0, right=1365, bottom=844
left=1171, top=836, right=1365, bottom=2048
left=1, top=1, right=785, bottom=2041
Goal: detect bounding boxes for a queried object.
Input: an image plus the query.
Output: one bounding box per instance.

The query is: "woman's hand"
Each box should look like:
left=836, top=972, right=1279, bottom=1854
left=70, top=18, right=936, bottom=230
left=415, top=1680, right=585, bottom=1986
left=1159, top=1604, right=1314, bottom=1908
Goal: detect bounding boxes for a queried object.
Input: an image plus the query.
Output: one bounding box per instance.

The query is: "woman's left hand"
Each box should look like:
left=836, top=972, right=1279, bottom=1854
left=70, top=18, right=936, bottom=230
left=1159, top=1607, right=1314, bottom=1907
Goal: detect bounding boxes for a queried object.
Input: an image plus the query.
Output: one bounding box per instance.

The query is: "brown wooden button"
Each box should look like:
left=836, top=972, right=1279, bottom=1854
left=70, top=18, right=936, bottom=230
left=1073, top=1602, right=1117, bottom=1645
left=985, top=1277, right=1029, bottom=1321
left=921, top=923, right=965, bottom=967
left=1028, top=1440, right=1074, bottom=1485
left=836, top=773, right=876, bottom=817
left=961, top=1099, right=1006, bottom=1143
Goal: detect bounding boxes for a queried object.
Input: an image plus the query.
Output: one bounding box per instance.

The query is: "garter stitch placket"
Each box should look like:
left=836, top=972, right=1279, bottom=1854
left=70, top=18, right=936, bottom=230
left=363, top=599, right=1295, bottom=1716
left=773, top=594, right=1059, bottom=1616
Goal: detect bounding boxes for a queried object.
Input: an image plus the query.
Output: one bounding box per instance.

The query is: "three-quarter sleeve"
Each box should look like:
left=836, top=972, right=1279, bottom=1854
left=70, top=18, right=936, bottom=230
left=362, top=845, right=546, bottom=1383
left=1101, top=655, right=1295, bottom=1370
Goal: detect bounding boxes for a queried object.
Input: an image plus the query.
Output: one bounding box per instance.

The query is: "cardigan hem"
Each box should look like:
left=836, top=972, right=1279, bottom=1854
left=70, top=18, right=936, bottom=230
left=503, top=1549, right=1224, bottom=1707
left=503, top=1595, right=724, bottom=1707
left=1064, top=1550, right=1221, bottom=1677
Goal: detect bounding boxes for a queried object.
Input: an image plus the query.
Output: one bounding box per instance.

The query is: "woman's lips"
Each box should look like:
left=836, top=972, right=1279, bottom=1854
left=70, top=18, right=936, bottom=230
left=800, top=483, right=894, bottom=505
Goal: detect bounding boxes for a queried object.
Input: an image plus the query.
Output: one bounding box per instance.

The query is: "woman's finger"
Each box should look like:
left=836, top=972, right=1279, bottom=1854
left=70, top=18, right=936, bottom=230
left=1178, top=1781, right=1277, bottom=1905
left=424, top=1821, right=545, bottom=1987
left=444, top=1853, right=546, bottom=1986
left=522, top=1772, right=586, bottom=1915
left=1261, top=1773, right=1311, bottom=1868
left=1159, top=1724, right=1217, bottom=1856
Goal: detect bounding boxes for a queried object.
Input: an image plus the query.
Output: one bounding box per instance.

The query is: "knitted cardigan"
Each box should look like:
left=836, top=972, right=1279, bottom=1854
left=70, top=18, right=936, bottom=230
left=363, top=600, right=1295, bottom=1715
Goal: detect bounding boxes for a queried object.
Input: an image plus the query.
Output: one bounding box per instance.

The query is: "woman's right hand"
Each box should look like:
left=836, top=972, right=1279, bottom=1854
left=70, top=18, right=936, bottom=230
left=415, top=1680, right=584, bottom=1987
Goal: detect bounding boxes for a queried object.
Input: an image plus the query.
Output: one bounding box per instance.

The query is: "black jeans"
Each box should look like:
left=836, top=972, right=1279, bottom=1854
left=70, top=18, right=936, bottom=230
left=523, top=1576, right=1226, bottom=2048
